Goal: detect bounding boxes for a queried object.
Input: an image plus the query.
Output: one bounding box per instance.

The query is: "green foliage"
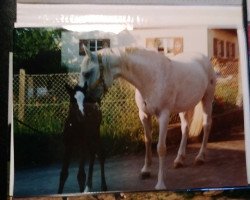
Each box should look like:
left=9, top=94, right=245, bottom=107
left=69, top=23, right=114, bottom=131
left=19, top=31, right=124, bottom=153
left=213, top=79, right=238, bottom=114
left=13, top=28, right=66, bottom=74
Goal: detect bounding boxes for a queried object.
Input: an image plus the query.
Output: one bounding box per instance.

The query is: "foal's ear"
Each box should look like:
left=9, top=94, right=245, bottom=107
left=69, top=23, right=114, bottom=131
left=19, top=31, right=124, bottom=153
left=83, top=45, right=95, bottom=60
left=65, top=83, right=74, bottom=96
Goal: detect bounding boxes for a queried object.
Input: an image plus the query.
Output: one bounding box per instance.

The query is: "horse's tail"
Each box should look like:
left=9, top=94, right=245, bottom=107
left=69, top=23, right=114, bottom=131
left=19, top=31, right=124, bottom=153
left=187, top=102, right=203, bottom=137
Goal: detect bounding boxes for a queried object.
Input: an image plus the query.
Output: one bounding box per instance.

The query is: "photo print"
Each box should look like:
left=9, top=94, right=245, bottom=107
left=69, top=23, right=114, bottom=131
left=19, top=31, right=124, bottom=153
left=12, top=0, right=249, bottom=197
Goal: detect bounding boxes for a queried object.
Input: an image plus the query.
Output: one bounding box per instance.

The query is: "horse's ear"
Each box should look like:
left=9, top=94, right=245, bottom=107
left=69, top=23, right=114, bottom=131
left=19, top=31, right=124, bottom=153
left=65, top=83, right=74, bottom=96
left=83, top=45, right=95, bottom=60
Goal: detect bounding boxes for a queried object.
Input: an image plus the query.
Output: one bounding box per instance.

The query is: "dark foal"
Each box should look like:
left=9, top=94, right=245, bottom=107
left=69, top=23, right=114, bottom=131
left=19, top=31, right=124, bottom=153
left=58, top=84, right=107, bottom=193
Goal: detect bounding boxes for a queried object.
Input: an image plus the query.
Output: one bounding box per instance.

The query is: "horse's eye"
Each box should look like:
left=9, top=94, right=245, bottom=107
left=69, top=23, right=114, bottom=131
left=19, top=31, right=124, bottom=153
left=84, top=71, right=91, bottom=79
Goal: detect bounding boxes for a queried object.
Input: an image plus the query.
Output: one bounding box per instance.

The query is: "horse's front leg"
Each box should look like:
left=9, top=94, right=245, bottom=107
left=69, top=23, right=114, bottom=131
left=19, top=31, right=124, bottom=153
left=139, top=110, right=153, bottom=179
left=174, top=112, right=189, bottom=168
left=155, top=110, right=170, bottom=190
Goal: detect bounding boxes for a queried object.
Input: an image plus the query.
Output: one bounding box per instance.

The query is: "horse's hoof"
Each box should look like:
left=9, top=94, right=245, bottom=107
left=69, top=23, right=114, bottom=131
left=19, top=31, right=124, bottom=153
left=155, top=182, right=166, bottom=190
left=140, top=172, right=151, bottom=179
left=194, top=158, right=205, bottom=166
left=173, top=161, right=184, bottom=169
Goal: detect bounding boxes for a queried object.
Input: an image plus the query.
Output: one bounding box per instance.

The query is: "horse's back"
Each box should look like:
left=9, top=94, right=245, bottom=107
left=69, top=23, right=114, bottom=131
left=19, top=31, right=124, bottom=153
left=172, top=52, right=210, bottom=71
left=170, top=52, right=214, bottom=83
left=167, top=52, right=215, bottom=112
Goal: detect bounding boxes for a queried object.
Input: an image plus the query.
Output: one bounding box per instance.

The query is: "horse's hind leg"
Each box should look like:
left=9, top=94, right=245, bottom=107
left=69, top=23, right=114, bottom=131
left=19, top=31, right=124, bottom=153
left=195, top=84, right=215, bottom=165
left=58, top=145, right=72, bottom=194
left=174, top=112, right=189, bottom=168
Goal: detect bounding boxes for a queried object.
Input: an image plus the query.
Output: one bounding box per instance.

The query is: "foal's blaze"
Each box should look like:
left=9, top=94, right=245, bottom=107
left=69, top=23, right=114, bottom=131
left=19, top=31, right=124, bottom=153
left=75, top=91, right=85, bottom=115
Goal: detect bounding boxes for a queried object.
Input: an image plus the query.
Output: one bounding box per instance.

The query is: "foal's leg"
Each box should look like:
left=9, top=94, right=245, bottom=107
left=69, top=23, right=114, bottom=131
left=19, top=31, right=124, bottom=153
left=139, top=109, right=153, bottom=178
left=84, top=148, right=95, bottom=192
left=97, top=140, right=108, bottom=191
left=77, top=148, right=86, bottom=193
left=174, top=112, right=189, bottom=168
left=155, top=110, right=170, bottom=190
left=58, top=145, right=72, bottom=194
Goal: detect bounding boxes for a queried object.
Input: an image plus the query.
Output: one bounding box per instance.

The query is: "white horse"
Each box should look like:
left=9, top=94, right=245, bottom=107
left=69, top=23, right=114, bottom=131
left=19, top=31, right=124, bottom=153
left=77, top=46, right=216, bottom=190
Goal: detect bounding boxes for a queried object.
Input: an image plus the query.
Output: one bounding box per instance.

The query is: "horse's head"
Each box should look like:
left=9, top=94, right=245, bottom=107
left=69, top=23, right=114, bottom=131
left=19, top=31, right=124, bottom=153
left=80, top=45, right=113, bottom=98
left=65, top=83, right=88, bottom=121
left=80, top=46, right=100, bottom=87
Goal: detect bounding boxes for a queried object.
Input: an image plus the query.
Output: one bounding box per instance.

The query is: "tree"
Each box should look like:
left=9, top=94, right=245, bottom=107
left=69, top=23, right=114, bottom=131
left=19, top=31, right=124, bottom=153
left=13, top=28, right=66, bottom=74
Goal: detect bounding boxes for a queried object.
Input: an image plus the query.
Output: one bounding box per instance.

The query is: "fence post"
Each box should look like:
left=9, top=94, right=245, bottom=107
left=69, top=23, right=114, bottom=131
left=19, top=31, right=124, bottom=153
left=18, top=69, right=26, bottom=122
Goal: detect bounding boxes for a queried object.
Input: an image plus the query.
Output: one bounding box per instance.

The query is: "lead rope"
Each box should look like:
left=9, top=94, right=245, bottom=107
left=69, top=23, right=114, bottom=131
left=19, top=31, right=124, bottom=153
left=98, top=53, right=108, bottom=95
left=88, top=53, right=107, bottom=108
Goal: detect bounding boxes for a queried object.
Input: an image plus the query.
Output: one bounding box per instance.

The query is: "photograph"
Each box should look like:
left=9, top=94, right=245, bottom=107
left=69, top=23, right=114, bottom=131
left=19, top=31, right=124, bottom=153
left=12, top=1, right=249, bottom=198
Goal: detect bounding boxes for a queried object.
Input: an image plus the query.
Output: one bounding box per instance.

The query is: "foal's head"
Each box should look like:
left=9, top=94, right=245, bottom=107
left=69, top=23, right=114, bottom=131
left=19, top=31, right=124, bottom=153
left=65, top=83, right=88, bottom=122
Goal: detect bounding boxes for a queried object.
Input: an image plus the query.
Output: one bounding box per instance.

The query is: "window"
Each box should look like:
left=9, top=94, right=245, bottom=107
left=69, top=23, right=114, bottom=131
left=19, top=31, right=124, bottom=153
left=226, top=41, right=235, bottom=59
left=213, top=38, right=224, bottom=58
left=79, top=39, right=110, bottom=55
left=146, top=37, right=183, bottom=57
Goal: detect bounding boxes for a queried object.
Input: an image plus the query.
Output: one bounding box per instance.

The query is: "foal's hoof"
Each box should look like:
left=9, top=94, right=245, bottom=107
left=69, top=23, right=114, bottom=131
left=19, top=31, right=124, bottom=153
left=84, top=186, right=91, bottom=193
left=140, top=172, right=151, bottom=179
left=101, top=185, right=108, bottom=191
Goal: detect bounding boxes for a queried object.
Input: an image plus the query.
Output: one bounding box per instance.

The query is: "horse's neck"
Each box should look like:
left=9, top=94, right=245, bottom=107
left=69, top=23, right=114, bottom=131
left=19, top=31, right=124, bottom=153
left=111, top=50, right=168, bottom=94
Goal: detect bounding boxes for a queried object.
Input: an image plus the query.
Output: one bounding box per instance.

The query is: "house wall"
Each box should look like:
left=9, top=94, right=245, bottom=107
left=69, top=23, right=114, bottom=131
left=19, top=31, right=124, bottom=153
left=61, top=28, right=208, bottom=70
left=130, top=28, right=208, bottom=54
left=62, top=31, right=113, bottom=70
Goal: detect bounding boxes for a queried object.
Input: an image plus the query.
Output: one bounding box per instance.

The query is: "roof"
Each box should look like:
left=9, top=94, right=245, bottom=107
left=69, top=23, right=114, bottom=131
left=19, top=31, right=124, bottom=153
left=16, top=0, right=245, bottom=30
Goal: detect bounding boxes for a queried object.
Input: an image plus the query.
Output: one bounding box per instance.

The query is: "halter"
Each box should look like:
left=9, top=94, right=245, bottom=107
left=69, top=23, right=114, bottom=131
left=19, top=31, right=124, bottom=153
left=88, top=53, right=108, bottom=94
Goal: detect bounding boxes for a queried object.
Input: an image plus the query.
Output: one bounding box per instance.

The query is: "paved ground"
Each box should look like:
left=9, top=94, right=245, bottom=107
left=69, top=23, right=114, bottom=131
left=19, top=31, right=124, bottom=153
left=14, top=131, right=248, bottom=198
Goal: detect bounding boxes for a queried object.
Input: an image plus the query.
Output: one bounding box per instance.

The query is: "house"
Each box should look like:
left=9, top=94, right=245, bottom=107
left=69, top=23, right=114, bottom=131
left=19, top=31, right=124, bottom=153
left=61, top=28, right=239, bottom=70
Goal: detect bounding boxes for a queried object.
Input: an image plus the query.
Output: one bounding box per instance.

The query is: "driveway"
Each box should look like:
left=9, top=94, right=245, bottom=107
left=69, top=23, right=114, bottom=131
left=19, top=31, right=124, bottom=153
left=14, top=131, right=247, bottom=197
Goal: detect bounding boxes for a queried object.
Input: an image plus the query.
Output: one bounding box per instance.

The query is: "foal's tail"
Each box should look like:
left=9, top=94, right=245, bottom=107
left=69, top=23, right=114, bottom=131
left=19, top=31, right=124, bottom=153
left=187, top=102, right=203, bottom=137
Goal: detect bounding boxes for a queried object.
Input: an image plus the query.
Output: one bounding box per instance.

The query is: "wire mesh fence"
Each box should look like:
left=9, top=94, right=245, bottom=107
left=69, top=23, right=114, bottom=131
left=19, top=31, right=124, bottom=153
left=13, top=57, right=241, bottom=135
